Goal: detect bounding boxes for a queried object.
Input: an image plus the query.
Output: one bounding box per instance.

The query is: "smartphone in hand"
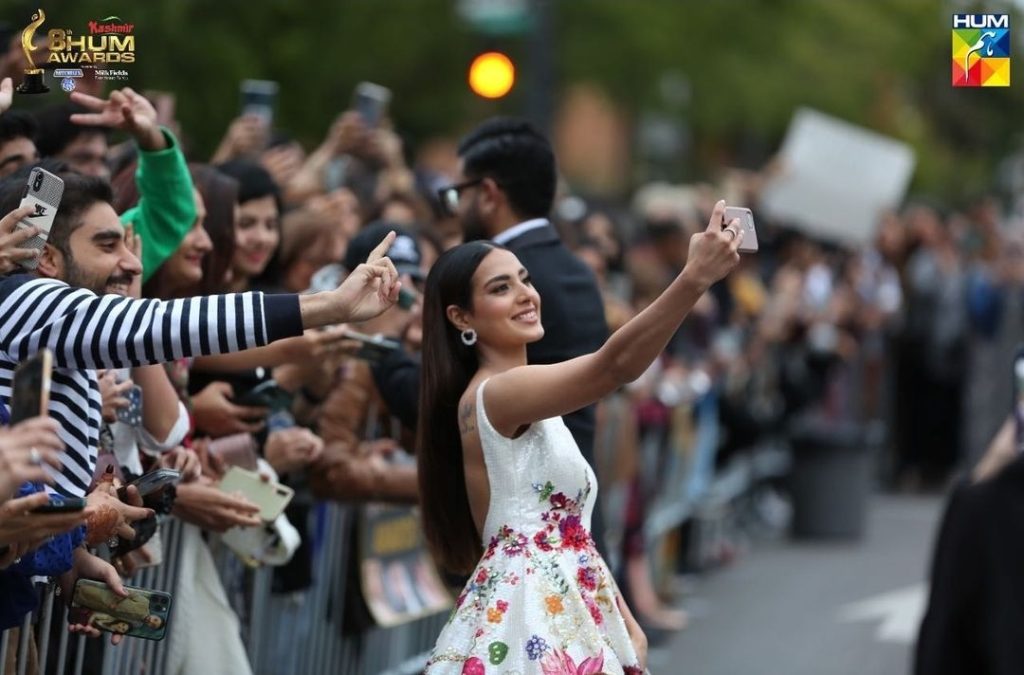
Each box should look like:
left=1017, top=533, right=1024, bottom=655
left=240, top=79, right=278, bottom=126
left=115, top=385, right=143, bottom=427
left=16, top=168, right=64, bottom=270
left=342, top=330, right=400, bottom=363
left=70, top=579, right=172, bottom=641
left=218, top=466, right=294, bottom=521
left=353, top=82, right=391, bottom=127
left=9, top=348, right=52, bottom=424
left=32, top=496, right=86, bottom=513
left=117, top=468, right=180, bottom=512
left=235, top=380, right=290, bottom=411
left=723, top=206, right=759, bottom=253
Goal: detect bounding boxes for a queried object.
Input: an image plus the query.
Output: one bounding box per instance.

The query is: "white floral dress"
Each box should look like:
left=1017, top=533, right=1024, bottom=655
left=426, top=380, right=644, bottom=675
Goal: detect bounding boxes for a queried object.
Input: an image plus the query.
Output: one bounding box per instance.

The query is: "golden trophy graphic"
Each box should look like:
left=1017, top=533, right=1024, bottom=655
left=16, top=9, right=49, bottom=94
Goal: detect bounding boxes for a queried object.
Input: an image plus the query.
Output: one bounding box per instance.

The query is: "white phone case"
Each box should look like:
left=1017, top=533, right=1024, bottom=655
left=218, top=465, right=294, bottom=522
left=724, top=206, right=759, bottom=253
left=17, top=168, right=65, bottom=269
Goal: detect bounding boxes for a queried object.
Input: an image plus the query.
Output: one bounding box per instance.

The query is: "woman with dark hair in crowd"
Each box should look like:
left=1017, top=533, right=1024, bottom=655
left=419, top=201, right=743, bottom=673
left=215, top=159, right=284, bottom=293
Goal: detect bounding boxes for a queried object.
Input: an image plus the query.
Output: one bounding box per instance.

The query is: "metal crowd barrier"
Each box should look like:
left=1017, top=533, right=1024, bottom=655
left=2, top=501, right=448, bottom=675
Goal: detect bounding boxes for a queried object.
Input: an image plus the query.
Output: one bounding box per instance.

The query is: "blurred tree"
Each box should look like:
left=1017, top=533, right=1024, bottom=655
left=6, top=0, right=1020, bottom=201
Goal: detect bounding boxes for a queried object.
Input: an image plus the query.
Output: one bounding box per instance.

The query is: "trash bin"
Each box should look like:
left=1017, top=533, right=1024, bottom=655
left=787, top=416, right=871, bottom=539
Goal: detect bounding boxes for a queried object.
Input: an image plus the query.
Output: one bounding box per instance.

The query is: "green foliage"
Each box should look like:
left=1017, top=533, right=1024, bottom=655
left=15, top=0, right=1022, bottom=201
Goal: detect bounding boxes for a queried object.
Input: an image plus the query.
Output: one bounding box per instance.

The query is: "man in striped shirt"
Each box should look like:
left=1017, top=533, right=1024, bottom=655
left=0, top=171, right=400, bottom=498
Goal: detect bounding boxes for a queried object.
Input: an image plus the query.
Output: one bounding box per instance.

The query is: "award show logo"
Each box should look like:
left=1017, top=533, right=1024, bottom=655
left=15, top=9, right=48, bottom=94
left=13, top=10, right=134, bottom=94
left=952, top=13, right=1010, bottom=87
left=48, top=15, right=136, bottom=64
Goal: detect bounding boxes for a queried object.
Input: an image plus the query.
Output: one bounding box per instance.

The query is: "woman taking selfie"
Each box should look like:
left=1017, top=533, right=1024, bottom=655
left=420, top=201, right=745, bottom=673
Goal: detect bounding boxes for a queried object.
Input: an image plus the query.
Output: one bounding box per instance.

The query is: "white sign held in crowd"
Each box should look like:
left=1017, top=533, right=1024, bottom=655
left=761, top=108, right=916, bottom=247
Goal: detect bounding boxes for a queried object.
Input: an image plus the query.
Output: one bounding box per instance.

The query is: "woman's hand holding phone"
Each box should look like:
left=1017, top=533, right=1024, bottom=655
left=0, top=492, right=90, bottom=549
left=85, top=484, right=154, bottom=546
left=680, top=200, right=744, bottom=291
left=62, top=548, right=129, bottom=644
left=172, top=479, right=261, bottom=532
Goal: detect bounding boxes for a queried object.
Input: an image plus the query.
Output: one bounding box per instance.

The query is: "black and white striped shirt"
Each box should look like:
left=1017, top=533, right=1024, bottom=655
left=0, top=275, right=303, bottom=497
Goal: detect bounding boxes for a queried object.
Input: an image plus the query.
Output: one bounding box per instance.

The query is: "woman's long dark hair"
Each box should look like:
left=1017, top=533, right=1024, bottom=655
left=418, top=241, right=499, bottom=574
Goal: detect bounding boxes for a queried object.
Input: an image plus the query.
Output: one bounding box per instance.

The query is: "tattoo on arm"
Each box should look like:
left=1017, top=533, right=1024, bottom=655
left=458, top=402, right=476, bottom=434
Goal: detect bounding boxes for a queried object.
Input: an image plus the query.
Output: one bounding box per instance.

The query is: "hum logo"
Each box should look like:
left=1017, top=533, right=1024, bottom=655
left=952, top=12, right=1010, bottom=86
left=953, top=14, right=1009, bottom=29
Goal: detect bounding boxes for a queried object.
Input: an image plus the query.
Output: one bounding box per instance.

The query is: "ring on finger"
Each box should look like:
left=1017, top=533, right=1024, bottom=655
left=723, top=227, right=738, bottom=241
left=29, top=447, right=42, bottom=466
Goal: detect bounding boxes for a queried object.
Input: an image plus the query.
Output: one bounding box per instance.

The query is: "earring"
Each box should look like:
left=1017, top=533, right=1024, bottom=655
left=460, top=328, right=477, bottom=346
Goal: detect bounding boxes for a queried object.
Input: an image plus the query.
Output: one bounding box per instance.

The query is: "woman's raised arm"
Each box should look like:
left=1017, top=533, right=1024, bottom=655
left=484, top=200, right=743, bottom=437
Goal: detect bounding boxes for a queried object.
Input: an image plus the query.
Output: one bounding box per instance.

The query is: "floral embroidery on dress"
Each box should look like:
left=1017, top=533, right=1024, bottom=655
left=540, top=649, right=605, bottom=675
left=525, top=635, right=550, bottom=660
left=461, top=656, right=486, bottom=675
left=425, top=389, right=644, bottom=673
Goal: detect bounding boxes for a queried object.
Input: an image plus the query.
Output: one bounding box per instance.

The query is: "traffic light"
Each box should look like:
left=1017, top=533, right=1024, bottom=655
left=468, top=51, right=515, bottom=99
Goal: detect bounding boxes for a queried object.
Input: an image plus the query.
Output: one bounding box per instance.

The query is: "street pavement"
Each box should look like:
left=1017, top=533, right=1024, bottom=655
left=652, top=494, right=945, bottom=675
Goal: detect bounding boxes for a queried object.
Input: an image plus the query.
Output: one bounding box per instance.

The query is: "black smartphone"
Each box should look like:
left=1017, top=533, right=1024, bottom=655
left=235, top=380, right=290, bottom=411
left=70, top=579, right=172, bottom=641
left=117, top=468, right=180, bottom=513
left=32, top=496, right=86, bottom=513
left=110, top=515, right=158, bottom=558
left=9, top=349, right=52, bottom=424
left=120, top=468, right=180, bottom=498
left=343, top=330, right=400, bottom=363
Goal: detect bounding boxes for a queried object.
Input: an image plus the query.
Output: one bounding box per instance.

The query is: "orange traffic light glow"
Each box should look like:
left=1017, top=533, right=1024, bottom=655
left=469, top=51, right=515, bottom=99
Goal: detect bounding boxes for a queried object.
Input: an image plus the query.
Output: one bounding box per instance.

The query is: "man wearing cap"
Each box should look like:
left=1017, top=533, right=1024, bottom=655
left=309, top=222, right=422, bottom=504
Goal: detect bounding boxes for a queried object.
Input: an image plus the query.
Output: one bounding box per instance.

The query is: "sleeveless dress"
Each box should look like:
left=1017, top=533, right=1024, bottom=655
left=426, top=380, right=644, bottom=674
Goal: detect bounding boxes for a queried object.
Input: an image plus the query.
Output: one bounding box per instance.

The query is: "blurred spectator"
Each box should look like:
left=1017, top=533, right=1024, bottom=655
left=273, top=207, right=347, bottom=294
left=0, top=110, right=38, bottom=178
left=897, top=204, right=968, bottom=487
left=33, top=102, right=110, bottom=179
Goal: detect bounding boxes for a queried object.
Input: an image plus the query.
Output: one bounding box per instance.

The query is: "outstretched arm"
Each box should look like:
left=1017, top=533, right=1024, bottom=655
left=484, top=201, right=742, bottom=437
left=0, top=232, right=399, bottom=369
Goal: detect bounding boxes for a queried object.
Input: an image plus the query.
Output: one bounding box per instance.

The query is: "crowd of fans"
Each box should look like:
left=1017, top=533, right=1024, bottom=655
left=0, top=64, right=1020, bottom=674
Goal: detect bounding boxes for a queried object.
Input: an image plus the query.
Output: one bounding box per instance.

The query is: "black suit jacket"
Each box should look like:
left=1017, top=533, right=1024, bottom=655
left=503, top=224, right=608, bottom=461
left=915, top=457, right=1024, bottom=675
